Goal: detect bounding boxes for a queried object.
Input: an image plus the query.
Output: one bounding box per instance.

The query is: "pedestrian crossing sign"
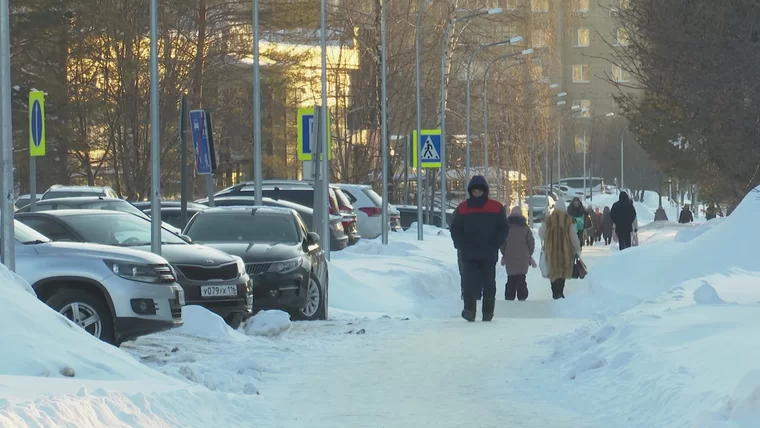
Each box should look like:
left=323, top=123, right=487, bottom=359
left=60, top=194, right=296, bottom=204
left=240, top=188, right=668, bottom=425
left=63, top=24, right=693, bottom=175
left=412, top=129, right=442, bottom=169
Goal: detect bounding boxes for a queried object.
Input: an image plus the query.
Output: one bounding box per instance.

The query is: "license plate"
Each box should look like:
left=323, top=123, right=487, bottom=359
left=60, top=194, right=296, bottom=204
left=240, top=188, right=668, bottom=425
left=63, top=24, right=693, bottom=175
left=200, top=285, right=238, bottom=297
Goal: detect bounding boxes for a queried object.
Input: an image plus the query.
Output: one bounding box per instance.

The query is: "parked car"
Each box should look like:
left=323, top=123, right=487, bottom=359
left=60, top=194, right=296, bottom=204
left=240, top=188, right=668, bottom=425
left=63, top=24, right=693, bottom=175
left=131, top=200, right=208, bottom=229
left=183, top=206, right=329, bottom=320
left=334, top=183, right=402, bottom=239
left=15, top=210, right=253, bottom=328
left=42, top=185, right=120, bottom=200
left=9, top=218, right=184, bottom=345
left=395, top=205, right=454, bottom=230
left=197, top=196, right=350, bottom=251
left=15, top=194, right=41, bottom=209
left=15, top=196, right=183, bottom=235
left=525, top=195, right=556, bottom=223
left=330, top=186, right=361, bottom=245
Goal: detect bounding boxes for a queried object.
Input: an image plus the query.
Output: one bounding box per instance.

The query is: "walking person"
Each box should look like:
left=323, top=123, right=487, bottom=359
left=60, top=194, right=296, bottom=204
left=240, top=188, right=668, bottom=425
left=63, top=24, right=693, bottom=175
left=568, top=197, right=587, bottom=248
left=450, top=176, right=509, bottom=322
left=500, top=206, right=535, bottom=301
left=602, top=206, right=614, bottom=245
left=610, top=191, right=637, bottom=251
left=584, top=206, right=595, bottom=247
left=539, top=202, right=582, bottom=299
left=594, top=207, right=604, bottom=243
left=679, top=204, right=694, bottom=224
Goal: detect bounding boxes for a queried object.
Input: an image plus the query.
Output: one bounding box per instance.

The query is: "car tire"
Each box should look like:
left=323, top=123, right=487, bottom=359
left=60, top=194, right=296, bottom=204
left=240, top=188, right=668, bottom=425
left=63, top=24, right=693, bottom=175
left=46, top=289, right=116, bottom=345
left=224, top=312, right=243, bottom=330
left=293, top=273, right=325, bottom=321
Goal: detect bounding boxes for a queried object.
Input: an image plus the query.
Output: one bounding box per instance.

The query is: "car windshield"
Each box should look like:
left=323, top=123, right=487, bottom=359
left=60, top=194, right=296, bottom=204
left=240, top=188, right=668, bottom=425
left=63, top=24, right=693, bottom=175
left=78, top=200, right=146, bottom=217
left=42, top=191, right=102, bottom=200
left=361, top=187, right=383, bottom=207
left=63, top=213, right=185, bottom=246
left=186, top=212, right=300, bottom=243
left=333, top=188, right=352, bottom=208
left=13, top=220, right=51, bottom=244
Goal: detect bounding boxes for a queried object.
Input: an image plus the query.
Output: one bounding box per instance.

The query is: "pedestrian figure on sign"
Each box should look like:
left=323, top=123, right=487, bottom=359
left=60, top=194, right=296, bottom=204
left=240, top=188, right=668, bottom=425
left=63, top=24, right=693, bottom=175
left=500, top=206, right=535, bottom=301
left=450, top=176, right=509, bottom=322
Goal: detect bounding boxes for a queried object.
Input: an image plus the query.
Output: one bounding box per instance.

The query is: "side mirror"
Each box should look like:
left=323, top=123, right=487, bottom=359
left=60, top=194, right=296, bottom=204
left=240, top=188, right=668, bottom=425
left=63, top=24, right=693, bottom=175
left=307, top=232, right=320, bottom=244
left=179, top=234, right=193, bottom=243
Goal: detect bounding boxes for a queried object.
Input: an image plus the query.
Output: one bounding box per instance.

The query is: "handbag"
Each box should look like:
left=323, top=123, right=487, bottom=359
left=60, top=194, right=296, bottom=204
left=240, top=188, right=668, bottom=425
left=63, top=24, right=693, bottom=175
left=572, top=256, right=588, bottom=279
left=539, top=249, right=550, bottom=278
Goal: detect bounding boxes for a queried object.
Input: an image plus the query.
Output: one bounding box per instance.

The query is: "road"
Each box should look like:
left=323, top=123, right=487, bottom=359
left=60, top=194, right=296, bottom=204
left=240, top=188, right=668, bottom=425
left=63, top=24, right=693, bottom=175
left=262, top=245, right=611, bottom=428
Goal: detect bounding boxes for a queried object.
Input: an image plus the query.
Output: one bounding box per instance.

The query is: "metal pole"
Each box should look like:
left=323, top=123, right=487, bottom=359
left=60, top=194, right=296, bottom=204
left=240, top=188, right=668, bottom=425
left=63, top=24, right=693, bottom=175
left=620, top=124, right=627, bottom=191
left=320, top=0, right=330, bottom=257
left=528, top=127, right=533, bottom=228
left=545, top=126, right=549, bottom=211
left=439, top=20, right=454, bottom=229
left=0, top=0, right=12, bottom=271
left=149, top=0, right=161, bottom=255
left=29, top=158, right=36, bottom=211
left=415, top=0, right=433, bottom=241
left=483, top=77, right=489, bottom=180
left=180, top=95, right=188, bottom=227
left=465, top=59, right=472, bottom=190
left=504, top=108, right=510, bottom=204
left=253, top=0, right=263, bottom=205
left=403, top=136, right=409, bottom=206
left=380, top=0, right=389, bottom=242
left=206, top=175, right=215, bottom=207
left=557, top=119, right=561, bottom=188
left=582, top=128, right=586, bottom=201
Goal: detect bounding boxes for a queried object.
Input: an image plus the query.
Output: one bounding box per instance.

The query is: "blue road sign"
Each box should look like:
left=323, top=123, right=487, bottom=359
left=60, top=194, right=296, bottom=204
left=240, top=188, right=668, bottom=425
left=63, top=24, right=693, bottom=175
left=189, top=109, right=212, bottom=175
left=297, top=107, right=332, bottom=161
left=412, top=130, right=442, bottom=169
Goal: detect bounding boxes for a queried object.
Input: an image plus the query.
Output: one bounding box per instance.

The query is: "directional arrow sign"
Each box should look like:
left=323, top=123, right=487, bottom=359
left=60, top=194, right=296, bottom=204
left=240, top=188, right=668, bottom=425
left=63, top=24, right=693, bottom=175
left=412, top=129, right=442, bottom=169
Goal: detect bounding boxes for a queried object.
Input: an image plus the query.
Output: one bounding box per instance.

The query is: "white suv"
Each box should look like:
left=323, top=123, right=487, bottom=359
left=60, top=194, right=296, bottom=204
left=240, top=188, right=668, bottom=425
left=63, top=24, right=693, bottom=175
left=9, top=219, right=184, bottom=345
left=335, top=184, right=401, bottom=239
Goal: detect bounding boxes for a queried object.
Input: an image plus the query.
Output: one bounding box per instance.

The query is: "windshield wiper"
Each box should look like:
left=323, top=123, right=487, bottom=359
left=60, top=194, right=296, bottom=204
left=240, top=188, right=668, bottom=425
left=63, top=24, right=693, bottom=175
left=21, top=239, right=48, bottom=245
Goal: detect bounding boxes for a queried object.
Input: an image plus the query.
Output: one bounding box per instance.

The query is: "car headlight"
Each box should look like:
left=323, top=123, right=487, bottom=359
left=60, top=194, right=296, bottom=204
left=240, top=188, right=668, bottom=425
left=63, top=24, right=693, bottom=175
left=104, top=260, right=166, bottom=284
left=233, top=256, right=246, bottom=276
left=267, top=257, right=303, bottom=274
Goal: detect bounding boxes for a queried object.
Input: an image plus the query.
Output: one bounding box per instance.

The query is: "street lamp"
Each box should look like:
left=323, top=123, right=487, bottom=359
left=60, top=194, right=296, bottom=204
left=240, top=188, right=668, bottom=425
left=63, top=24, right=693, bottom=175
left=557, top=104, right=581, bottom=190
left=465, top=35, right=523, bottom=190
left=620, top=123, right=630, bottom=192
left=582, top=111, right=614, bottom=199
left=482, top=49, right=532, bottom=181
left=439, top=7, right=503, bottom=228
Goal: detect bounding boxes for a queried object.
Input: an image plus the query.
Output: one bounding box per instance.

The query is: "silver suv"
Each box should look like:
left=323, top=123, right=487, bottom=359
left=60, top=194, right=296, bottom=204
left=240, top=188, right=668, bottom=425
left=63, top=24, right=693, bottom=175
left=10, top=219, right=184, bottom=345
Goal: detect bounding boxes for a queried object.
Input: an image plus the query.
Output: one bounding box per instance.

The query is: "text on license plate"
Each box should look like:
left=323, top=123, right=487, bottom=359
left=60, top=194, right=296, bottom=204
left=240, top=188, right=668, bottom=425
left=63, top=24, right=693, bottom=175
left=200, top=285, right=238, bottom=297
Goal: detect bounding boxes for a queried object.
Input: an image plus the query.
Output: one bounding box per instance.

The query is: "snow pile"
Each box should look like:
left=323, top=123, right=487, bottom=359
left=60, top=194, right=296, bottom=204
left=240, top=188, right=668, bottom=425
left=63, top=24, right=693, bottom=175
left=244, top=310, right=292, bottom=337
left=533, top=187, right=760, bottom=427
left=328, top=226, right=461, bottom=318
left=174, top=305, right=248, bottom=340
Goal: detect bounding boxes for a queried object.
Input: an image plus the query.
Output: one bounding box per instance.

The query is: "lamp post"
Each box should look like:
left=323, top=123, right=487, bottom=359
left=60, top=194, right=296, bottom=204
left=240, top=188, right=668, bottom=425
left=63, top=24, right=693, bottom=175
left=414, top=0, right=435, bottom=241
left=252, top=0, right=262, bottom=205
left=464, top=36, right=522, bottom=189
left=620, top=123, right=630, bottom=192
left=380, top=0, right=389, bottom=244
left=439, top=7, right=502, bottom=228
left=582, top=111, right=614, bottom=200
left=556, top=103, right=580, bottom=193
left=482, top=49, right=532, bottom=181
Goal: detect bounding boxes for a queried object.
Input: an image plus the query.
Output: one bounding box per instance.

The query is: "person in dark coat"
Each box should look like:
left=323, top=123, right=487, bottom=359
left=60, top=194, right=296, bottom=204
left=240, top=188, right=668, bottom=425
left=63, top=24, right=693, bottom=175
left=610, top=191, right=637, bottom=251
left=602, top=206, right=614, bottom=245
left=679, top=204, right=694, bottom=224
left=705, top=204, right=717, bottom=220
left=500, top=206, right=535, bottom=301
left=567, top=197, right=586, bottom=248
left=584, top=206, right=595, bottom=246
left=450, top=175, right=509, bottom=322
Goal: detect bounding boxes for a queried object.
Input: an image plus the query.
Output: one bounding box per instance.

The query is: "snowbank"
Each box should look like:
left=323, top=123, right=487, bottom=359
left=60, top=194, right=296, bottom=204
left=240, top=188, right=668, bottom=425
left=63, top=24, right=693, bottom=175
left=174, top=305, right=247, bottom=341
left=328, top=225, right=461, bottom=318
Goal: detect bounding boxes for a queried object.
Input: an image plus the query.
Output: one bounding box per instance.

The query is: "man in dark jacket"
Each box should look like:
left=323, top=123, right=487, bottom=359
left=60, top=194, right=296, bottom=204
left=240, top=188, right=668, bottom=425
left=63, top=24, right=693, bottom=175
left=679, top=205, right=694, bottom=224
left=610, top=191, right=637, bottom=251
left=450, top=175, right=509, bottom=322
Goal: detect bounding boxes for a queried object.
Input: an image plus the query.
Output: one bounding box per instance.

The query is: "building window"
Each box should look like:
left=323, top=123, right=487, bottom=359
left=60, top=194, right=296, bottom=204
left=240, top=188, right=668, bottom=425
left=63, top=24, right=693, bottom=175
left=502, top=0, right=518, bottom=10
left=573, top=0, right=589, bottom=12
left=576, top=28, right=590, bottom=47
left=612, top=65, right=630, bottom=82
left=574, top=134, right=588, bottom=153
left=532, top=29, right=547, bottom=48
left=573, top=99, right=591, bottom=117
left=616, top=28, right=630, bottom=46
left=572, top=64, right=590, bottom=82
left=531, top=0, right=548, bottom=12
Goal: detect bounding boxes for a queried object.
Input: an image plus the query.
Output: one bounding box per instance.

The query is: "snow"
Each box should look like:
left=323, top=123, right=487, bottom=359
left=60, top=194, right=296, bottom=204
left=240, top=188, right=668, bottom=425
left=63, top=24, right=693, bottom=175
left=3, top=186, right=760, bottom=427
left=244, top=310, right=292, bottom=337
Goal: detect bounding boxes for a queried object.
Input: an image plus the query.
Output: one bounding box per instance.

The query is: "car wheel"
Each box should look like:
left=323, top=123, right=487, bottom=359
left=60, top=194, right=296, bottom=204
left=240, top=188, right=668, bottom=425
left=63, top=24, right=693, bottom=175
left=224, top=312, right=243, bottom=329
left=295, top=274, right=324, bottom=321
left=46, top=289, right=115, bottom=345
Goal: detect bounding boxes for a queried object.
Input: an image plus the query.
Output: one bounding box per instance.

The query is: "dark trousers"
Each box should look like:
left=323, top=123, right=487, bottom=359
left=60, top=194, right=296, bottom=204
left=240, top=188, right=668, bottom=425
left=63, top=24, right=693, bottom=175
left=618, top=231, right=632, bottom=251
left=577, top=230, right=585, bottom=247
left=604, top=236, right=612, bottom=245
left=458, top=251, right=481, bottom=300
left=551, top=278, right=566, bottom=299
left=461, top=259, right=497, bottom=302
left=505, top=274, right=528, bottom=301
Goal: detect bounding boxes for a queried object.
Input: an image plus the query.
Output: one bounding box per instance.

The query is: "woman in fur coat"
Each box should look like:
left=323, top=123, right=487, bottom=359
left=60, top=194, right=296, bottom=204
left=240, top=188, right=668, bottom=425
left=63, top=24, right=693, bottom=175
left=539, top=202, right=582, bottom=299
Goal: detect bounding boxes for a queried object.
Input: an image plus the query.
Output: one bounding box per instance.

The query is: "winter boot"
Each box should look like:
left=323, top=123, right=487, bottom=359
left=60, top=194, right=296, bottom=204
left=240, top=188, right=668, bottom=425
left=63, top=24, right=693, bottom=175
left=461, top=297, right=476, bottom=322
left=482, top=298, right=495, bottom=322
